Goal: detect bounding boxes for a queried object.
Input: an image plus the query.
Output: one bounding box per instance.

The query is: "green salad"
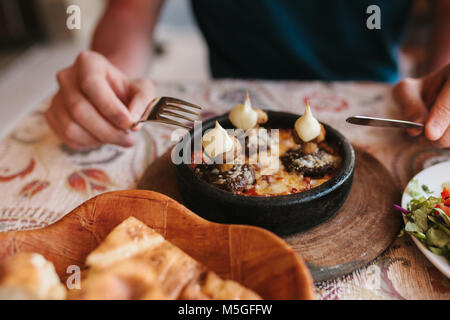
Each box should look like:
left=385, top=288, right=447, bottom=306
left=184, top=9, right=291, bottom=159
left=395, top=181, right=450, bottom=261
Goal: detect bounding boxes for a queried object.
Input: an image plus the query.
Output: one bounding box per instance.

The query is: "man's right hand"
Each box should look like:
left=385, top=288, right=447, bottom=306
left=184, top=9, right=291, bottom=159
left=45, top=50, right=155, bottom=150
left=393, top=64, right=450, bottom=148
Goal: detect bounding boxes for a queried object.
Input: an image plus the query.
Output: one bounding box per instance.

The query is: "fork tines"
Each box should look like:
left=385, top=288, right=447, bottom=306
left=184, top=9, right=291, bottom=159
left=156, top=97, right=202, bottom=129
left=164, top=97, right=202, bottom=110
left=156, top=116, right=192, bottom=129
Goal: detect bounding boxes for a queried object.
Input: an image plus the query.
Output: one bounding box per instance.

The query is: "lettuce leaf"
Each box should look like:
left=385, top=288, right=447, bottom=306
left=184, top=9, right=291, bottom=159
left=402, top=189, right=450, bottom=261
left=405, top=222, right=426, bottom=240
left=411, top=206, right=429, bottom=232
left=426, top=227, right=450, bottom=248
left=406, top=178, right=421, bottom=198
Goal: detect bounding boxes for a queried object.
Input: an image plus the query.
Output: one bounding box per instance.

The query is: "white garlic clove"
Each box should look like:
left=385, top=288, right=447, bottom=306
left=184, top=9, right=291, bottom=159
left=294, top=101, right=321, bottom=142
left=255, top=108, right=268, bottom=124
left=202, top=121, right=234, bottom=159
left=229, top=91, right=258, bottom=130
left=223, top=136, right=243, bottom=163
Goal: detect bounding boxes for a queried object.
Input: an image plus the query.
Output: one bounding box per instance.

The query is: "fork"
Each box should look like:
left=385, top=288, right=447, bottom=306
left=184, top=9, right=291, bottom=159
left=133, top=96, right=202, bottom=129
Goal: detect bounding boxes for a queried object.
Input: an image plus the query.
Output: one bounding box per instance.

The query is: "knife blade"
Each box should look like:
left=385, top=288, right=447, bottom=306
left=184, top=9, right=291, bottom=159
left=346, top=116, right=424, bottom=129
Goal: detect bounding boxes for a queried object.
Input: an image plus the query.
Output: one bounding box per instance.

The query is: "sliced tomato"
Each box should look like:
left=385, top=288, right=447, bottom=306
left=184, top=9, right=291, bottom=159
left=436, top=203, right=450, bottom=216
left=441, top=188, right=450, bottom=206
left=442, top=187, right=450, bottom=200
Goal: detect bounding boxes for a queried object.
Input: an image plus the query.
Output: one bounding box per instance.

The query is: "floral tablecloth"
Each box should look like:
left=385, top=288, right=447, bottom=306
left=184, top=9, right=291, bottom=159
left=0, top=80, right=449, bottom=299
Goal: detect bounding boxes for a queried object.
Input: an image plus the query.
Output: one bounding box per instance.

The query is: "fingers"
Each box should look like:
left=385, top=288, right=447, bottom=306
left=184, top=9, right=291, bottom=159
left=433, top=126, right=450, bottom=148
left=393, top=78, right=428, bottom=136
left=57, top=69, right=135, bottom=147
left=63, top=93, right=135, bottom=147
left=75, top=50, right=133, bottom=130
left=421, top=64, right=450, bottom=107
left=76, top=50, right=130, bottom=103
left=106, top=64, right=131, bottom=104
left=49, top=51, right=154, bottom=150
left=79, top=75, right=134, bottom=130
left=45, top=93, right=101, bottom=150
left=425, top=80, right=450, bottom=141
left=127, top=79, right=156, bottom=124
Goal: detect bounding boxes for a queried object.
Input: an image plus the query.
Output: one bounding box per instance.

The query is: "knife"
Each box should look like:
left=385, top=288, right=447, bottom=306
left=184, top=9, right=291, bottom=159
left=346, top=116, right=424, bottom=129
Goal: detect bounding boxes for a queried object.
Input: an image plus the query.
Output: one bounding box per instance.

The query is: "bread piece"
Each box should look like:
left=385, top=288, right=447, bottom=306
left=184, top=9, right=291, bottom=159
left=180, top=271, right=262, bottom=300
left=76, top=242, right=202, bottom=300
left=0, top=253, right=66, bottom=300
left=86, top=217, right=164, bottom=269
left=68, top=259, right=167, bottom=300
left=203, top=272, right=261, bottom=300
left=82, top=216, right=262, bottom=300
left=135, top=242, right=202, bottom=299
left=177, top=268, right=211, bottom=300
left=76, top=218, right=201, bottom=300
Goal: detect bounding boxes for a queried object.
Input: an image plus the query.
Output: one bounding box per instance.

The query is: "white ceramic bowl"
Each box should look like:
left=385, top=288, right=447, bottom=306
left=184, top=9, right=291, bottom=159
left=401, top=160, right=450, bottom=278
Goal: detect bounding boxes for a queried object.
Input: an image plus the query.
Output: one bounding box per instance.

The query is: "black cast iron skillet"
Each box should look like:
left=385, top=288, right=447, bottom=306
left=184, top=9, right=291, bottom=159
left=174, top=111, right=355, bottom=236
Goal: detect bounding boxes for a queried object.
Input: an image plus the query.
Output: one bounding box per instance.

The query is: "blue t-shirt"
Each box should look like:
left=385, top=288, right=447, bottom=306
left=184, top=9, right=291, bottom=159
left=190, top=0, right=412, bottom=82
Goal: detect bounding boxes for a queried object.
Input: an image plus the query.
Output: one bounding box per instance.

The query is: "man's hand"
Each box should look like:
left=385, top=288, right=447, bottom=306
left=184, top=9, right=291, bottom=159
left=393, top=64, right=450, bottom=148
left=45, top=50, right=154, bottom=150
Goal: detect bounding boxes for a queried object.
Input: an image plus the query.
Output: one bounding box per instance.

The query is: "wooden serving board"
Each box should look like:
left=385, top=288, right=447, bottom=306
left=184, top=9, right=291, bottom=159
left=0, top=190, right=315, bottom=300
left=139, top=147, right=402, bottom=282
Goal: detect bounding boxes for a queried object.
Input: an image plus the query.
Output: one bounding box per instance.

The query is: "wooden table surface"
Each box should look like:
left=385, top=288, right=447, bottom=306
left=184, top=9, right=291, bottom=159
left=0, top=79, right=449, bottom=299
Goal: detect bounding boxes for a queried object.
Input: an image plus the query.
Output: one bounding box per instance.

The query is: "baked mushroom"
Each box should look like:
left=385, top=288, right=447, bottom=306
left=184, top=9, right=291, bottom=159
left=194, top=164, right=256, bottom=193
left=280, top=149, right=335, bottom=178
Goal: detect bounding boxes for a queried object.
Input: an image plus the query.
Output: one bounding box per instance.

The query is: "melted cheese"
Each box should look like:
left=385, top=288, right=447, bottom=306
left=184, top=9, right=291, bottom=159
left=192, top=129, right=339, bottom=197
left=241, top=129, right=335, bottom=196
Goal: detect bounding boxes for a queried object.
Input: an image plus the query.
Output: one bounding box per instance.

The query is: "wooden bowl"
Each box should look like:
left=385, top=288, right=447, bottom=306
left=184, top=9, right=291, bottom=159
left=0, top=190, right=315, bottom=300
left=175, top=111, right=355, bottom=235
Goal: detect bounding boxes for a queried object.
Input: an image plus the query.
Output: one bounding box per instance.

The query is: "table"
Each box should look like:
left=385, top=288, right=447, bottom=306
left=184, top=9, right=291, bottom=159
left=0, top=80, right=449, bottom=299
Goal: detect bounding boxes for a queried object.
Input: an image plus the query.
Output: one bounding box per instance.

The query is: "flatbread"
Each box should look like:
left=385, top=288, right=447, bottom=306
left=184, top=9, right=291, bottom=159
left=86, top=217, right=164, bottom=269
left=76, top=217, right=262, bottom=300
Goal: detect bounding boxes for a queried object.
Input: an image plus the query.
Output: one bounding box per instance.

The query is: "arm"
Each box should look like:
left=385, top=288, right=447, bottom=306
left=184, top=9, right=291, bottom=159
left=427, top=0, right=450, bottom=72
left=91, top=0, right=165, bottom=77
